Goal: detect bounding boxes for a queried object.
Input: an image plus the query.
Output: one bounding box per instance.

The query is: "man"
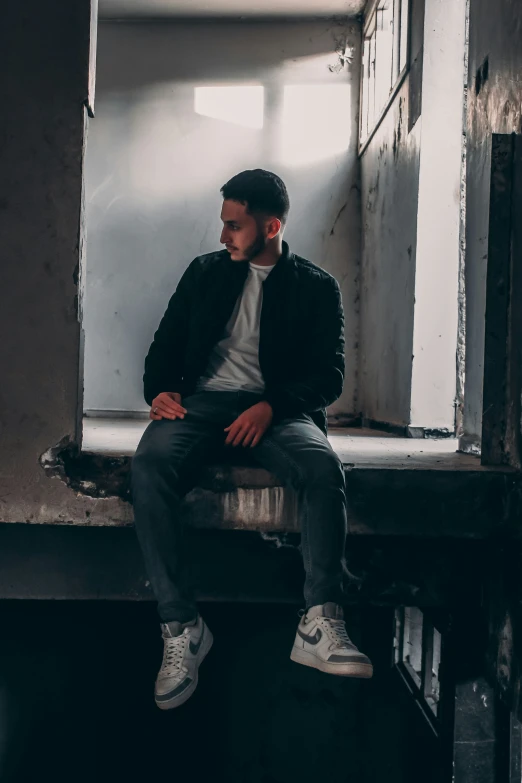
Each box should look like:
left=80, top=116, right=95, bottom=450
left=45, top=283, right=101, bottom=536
left=132, top=169, right=373, bottom=711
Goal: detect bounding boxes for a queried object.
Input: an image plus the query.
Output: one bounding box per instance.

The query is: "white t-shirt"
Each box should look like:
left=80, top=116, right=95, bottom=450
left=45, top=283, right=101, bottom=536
left=196, top=262, right=275, bottom=393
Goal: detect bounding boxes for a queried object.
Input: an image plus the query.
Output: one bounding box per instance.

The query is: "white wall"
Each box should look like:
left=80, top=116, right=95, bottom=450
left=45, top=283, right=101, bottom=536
left=83, top=19, right=361, bottom=415
left=410, top=0, right=467, bottom=430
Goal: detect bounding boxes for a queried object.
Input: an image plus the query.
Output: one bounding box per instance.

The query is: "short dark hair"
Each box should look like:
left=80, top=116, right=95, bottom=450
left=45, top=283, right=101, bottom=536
left=221, top=169, right=290, bottom=224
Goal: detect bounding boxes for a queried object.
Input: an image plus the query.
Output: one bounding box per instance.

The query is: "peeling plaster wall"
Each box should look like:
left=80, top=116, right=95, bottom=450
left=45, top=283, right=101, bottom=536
left=0, top=0, right=99, bottom=525
left=463, top=0, right=522, bottom=445
left=83, top=20, right=362, bottom=417
left=359, top=0, right=425, bottom=426
left=359, top=89, right=420, bottom=425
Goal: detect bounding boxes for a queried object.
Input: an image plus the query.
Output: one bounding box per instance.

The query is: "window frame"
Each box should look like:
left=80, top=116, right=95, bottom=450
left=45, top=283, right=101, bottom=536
left=359, top=0, right=412, bottom=156
left=393, top=606, right=446, bottom=736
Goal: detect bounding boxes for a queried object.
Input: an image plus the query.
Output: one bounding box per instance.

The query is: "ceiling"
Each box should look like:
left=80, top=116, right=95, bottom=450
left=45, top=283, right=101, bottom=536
left=99, top=0, right=366, bottom=19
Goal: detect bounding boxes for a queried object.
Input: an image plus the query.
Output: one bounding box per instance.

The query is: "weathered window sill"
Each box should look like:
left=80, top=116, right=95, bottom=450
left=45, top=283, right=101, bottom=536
left=38, top=418, right=519, bottom=538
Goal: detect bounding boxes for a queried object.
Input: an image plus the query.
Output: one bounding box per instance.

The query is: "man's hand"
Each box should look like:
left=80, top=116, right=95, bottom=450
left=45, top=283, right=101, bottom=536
left=150, top=392, right=187, bottom=421
left=224, top=401, right=273, bottom=448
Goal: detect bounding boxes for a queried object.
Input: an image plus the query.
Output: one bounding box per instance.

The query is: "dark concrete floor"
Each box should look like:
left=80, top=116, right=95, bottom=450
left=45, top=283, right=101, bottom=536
left=0, top=602, right=441, bottom=783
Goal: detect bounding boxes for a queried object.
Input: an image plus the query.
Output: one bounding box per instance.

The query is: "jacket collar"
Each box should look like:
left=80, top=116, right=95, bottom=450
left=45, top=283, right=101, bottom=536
left=277, top=241, right=294, bottom=269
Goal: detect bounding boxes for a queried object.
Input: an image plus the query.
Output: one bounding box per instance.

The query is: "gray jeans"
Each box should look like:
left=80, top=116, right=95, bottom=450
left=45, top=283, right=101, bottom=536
left=131, top=390, right=347, bottom=622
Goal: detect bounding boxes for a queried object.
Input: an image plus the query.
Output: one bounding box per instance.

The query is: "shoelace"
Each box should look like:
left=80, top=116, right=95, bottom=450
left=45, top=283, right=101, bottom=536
left=159, top=630, right=189, bottom=677
left=317, top=617, right=355, bottom=650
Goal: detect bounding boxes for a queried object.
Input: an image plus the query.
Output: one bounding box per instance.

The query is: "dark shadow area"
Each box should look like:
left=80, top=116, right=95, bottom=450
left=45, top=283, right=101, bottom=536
left=0, top=602, right=442, bottom=783
left=96, top=19, right=352, bottom=92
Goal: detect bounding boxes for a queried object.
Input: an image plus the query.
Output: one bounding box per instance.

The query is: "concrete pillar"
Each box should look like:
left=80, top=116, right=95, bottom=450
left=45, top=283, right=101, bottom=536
left=462, top=0, right=522, bottom=453
left=409, top=0, right=467, bottom=431
left=0, top=0, right=96, bottom=523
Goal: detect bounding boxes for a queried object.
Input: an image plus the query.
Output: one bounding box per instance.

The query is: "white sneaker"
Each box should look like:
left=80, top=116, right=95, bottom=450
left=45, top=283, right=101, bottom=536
left=155, top=615, right=213, bottom=710
left=290, top=602, right=373, bottom=678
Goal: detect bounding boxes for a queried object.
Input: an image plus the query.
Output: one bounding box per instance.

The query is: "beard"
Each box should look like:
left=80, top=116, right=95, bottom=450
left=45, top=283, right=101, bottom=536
left=243, top=234, right=266, bottom=261
left=241, top=224, right=267, bottom=262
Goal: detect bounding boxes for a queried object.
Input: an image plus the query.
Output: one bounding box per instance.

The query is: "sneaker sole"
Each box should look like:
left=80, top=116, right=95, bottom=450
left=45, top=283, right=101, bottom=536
left=155, top=628, right=214, bottom=710
left=290, top=646, right=373, bottom=678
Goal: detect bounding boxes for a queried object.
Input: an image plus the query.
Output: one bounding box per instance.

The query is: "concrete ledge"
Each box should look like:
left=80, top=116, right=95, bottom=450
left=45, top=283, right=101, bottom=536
left=181, top=467, right=522, bottom=537
left=35, top=420, right=522, bottom=537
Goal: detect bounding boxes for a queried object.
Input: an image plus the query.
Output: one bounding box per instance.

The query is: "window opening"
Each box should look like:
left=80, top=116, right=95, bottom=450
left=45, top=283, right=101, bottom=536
left=402, top=605, right=423, bottom=687
left=360, top=0, right=410, bottom=146
left=426, top=627, right=442, bottom=716
left=394, top=607, right=444, bottom=731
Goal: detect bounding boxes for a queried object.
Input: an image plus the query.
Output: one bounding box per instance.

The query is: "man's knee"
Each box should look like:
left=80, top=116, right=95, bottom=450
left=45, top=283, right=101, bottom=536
left=299, top=449, right=345, bottom=488
left=132, top=431, right=172, bottom=479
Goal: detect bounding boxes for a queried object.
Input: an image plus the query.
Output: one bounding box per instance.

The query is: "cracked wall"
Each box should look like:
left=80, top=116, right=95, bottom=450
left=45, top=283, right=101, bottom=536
left=83, top=19, right=362, bottom=418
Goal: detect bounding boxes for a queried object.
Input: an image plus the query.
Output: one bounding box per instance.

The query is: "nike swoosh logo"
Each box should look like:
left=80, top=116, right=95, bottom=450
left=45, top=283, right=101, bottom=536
left=297, top=627, right=322, bottom=645
left=189, top=628, right=205, bottom=656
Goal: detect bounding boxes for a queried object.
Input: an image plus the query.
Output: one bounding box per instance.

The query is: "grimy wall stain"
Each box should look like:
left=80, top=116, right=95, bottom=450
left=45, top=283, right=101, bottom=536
left=83, top=19, right=361, bottom=418
left=463, top=0, right=522, bottom=445
left=358, top=0, right=425, bottom=427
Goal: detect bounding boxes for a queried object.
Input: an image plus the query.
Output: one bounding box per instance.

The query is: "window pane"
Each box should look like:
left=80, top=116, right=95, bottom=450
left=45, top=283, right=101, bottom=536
left=361, top=37, right=370, bottom=140
left=391, top=0, right=401, bottom=81
left=368, top=30, right=377, bottom=131
left=375, top=2, right=394, bottom=118
left=402, top=606, right=423, bottom=687
left=360, top=0, right=409, bottom=143
left=426, top=627, right=442, bottom=715
left=399, top=0, right=409, bottom=71
left=393, top=608, right=403, bottom=665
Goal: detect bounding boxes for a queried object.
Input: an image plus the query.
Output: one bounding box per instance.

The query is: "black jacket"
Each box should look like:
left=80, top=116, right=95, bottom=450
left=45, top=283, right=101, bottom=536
left=143, top=241, right=345, bottom=434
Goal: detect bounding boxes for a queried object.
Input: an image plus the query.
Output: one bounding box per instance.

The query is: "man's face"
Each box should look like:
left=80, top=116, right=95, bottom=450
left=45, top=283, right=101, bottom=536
left=220, top=199, right=266, bottom=262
